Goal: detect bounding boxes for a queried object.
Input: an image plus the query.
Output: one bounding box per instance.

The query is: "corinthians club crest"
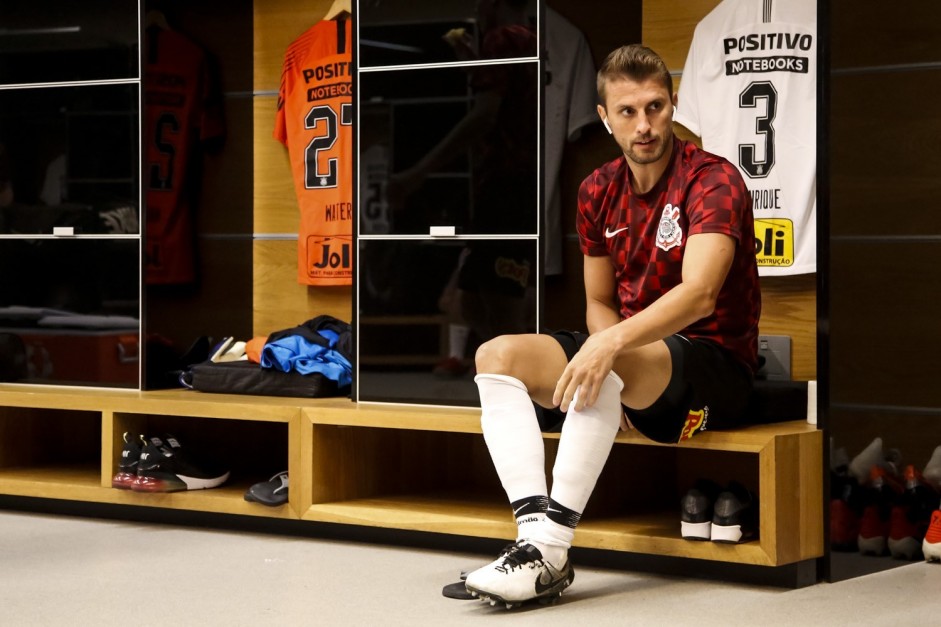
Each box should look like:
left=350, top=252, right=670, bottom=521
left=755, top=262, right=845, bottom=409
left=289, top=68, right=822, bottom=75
left=656, top=204, right=683, bottom=252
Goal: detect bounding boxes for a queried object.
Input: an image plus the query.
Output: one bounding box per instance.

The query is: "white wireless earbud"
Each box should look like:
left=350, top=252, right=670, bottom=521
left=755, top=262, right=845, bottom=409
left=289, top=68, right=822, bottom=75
left=602, top=118, right=612, bottom=134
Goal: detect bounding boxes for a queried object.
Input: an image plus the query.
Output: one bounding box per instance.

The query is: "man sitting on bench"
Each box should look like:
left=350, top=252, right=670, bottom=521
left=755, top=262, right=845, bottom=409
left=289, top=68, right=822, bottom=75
left=463, top=43, right=762, bottom=607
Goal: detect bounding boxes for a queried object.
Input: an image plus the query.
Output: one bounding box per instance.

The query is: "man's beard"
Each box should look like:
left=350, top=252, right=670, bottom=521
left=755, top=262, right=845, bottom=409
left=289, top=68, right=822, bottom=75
left=624, top=133, right=669, bottom=165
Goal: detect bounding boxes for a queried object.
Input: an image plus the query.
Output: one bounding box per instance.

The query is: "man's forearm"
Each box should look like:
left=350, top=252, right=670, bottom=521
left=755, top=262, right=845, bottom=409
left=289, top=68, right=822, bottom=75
left=586, top=300, right=621, bottom=335
left=605, top=280, right=715, bottom=355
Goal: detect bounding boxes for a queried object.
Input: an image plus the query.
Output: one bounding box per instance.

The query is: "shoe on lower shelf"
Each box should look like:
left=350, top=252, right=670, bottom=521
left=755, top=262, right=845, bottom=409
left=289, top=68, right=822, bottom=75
left=133, top=434, right=230, bottom=493
left=711, top=481, right=758, bottom=544
left=111, top=431, right=142, bottom=490
left=244, top=471, right=289, bottom=506
left=680, top=479, right=722, bottom=541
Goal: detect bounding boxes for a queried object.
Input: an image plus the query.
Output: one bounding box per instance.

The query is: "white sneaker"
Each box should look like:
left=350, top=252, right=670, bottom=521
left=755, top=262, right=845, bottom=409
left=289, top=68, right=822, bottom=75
left=923, top=446, right=941, bottom=489
left=464, top=541, right=574, bottom=608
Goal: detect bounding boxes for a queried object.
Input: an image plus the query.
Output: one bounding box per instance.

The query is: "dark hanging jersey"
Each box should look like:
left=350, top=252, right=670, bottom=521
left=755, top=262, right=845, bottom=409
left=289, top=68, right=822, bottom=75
left=144, top=27, right=225, bottom=285
left=274, top=19, right=353, bottom=286
left=576, top=138, right=761, bottom=371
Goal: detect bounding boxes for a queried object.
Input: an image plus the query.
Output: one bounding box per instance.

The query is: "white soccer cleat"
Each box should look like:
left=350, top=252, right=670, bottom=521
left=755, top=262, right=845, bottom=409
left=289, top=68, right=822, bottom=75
left=464, top=541, right=574, bottom=607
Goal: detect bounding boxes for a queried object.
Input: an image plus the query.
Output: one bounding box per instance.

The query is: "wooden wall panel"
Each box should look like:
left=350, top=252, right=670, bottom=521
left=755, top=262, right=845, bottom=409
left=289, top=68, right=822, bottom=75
left=831, top=2, right=941, bottom=69
left=642, top=0, right=717, bottom=71
left=253, top=240, right=352, bottom=336
left=253, top=0, right=332, bottom=92
left=830, top=71, right=941, bottom=237
left=253, top=96, right=297, bottom=234
left=830, top=241, right=941, bottom=408
left=759, top=276, right=816, bottom=381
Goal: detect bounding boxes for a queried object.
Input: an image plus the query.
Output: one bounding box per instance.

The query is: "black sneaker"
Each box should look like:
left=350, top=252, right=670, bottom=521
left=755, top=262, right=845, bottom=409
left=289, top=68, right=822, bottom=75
left=244, top=471, right=289, bottom=506
left=133, top=434, right=230, bottom=493
left=112, top=432, right=142, bottom=489
left=680, top=479, right=722, bottom=541
left=711, top=481, right=759, bottom=543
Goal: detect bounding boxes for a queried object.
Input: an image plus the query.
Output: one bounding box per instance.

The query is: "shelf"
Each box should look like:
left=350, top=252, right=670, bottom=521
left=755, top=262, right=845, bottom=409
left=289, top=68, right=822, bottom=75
left=0, top=464, right=295, bottom=518
left=304, top=494, right=773, bottom=565
left=0, top=464, right=102, bottom=498
left=0, top=386, right=823, bottom=569
left=304, top=412, right=823, bottom=566
left=104, top=482, right=298, bottom=519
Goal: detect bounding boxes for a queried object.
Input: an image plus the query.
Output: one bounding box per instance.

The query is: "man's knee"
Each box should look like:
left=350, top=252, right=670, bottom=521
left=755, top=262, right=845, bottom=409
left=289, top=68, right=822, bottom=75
left=475, top=336, right=521, bottom=375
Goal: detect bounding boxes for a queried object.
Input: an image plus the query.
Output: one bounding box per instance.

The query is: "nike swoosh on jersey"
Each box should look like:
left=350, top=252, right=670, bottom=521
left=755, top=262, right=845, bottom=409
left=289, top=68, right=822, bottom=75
left=605, top=226, right=629, bottom=238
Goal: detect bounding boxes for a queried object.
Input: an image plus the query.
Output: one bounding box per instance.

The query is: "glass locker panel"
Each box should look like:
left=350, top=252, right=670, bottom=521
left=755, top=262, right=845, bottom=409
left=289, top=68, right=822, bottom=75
left=0, top=83, right=139, bottom=235
left=359, top=63, right=539, bottom=236
left=0, top=238, right=140, bottom=388
left=357, top=238, right=537, bottom=405
left=0, top=0, right=138, bottom=85
left=358, top=0, right=538, bottom=68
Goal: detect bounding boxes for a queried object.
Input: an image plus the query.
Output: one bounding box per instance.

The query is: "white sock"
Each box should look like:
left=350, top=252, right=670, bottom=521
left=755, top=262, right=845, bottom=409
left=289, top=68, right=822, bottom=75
left=530, top=371, right=624, bottom=566
left=516, top=512, right=545, bottom=542
left=475, top=373, right=548, bottom=508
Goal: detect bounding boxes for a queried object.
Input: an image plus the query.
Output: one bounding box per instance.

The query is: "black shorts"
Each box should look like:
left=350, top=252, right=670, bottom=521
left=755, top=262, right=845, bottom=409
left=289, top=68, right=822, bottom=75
left=535, top=330, right=754, bottom=444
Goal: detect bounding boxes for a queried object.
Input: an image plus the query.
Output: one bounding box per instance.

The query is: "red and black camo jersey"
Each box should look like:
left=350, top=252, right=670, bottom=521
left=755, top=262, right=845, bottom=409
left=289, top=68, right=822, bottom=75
left=576, top=137, right=761, bottom=371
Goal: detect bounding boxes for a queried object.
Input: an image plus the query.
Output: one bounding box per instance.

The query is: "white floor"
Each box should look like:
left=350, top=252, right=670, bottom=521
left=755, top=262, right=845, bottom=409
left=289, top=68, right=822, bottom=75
left=0, top=509, right=936, bottom=626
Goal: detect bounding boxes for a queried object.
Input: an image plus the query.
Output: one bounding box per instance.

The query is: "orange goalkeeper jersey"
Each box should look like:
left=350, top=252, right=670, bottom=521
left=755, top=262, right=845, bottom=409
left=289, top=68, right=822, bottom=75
left=274, top=19, right=353, bottom=286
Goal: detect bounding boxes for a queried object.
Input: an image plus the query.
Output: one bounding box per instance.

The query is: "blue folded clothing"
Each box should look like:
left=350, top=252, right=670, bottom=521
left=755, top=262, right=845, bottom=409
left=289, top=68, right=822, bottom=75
left=261, top=330, right=352, bottom=387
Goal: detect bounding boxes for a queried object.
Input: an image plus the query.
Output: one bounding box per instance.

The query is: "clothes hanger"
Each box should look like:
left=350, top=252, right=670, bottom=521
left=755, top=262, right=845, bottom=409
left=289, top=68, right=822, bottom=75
left=324, top=0, right=351, bottom=20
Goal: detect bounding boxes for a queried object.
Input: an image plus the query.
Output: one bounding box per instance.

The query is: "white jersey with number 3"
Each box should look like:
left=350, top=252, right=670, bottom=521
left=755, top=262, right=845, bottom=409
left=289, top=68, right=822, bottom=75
left=675, top=0, right=816, bottom=276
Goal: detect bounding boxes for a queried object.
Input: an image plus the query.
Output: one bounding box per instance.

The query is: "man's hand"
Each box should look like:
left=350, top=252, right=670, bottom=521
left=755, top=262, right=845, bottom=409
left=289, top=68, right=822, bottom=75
left=552, top=329, right=620, bottom=413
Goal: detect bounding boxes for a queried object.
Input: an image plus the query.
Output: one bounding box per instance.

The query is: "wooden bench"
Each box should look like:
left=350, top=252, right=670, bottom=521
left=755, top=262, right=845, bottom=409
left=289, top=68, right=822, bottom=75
left=0, top=385, right=822, bottom=568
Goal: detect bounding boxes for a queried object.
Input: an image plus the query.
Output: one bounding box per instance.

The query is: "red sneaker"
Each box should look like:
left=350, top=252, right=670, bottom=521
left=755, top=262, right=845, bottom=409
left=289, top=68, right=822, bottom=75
left=858, top=465, right=903, bottom=556
left=924, top=509, right=941, bottom=563
left=888, top=465, right=939, bottom=560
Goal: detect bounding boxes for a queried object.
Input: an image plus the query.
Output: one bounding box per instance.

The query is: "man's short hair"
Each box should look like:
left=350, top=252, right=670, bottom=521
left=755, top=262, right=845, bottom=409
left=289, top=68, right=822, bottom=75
left=596, top=44, right=673, bottom=107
